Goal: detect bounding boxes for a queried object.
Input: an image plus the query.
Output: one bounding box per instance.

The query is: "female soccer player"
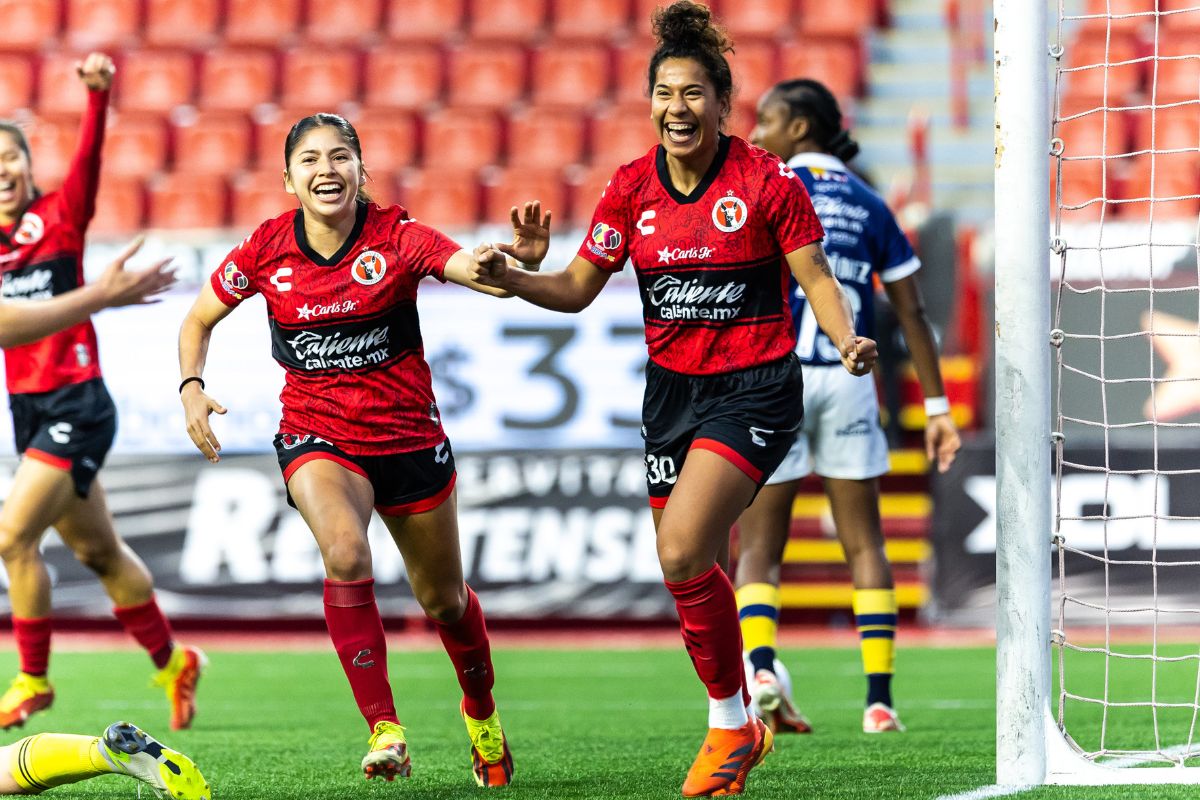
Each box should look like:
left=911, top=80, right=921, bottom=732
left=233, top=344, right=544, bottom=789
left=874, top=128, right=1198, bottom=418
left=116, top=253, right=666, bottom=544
left=178, top=113, right=514, bottom=787
left=737, top=78, right=961, bottom=735
left=470, top=2, right=877, bottom=795
left=0, top=720, right=209, bottom=798
left=0, top=53, right=204, bottom=732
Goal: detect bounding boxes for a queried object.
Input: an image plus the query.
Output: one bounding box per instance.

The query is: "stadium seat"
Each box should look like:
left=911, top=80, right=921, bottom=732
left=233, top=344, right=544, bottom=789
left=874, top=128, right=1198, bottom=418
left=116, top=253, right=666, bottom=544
left=725, top=0, right=797, bottom=38
left=199, top=49, right=278, bottom=112
left=1131, top=106, right=1200, bottom=153
left=349, top=109, right=418, bottom=172
left=725, top=103, right=756, bottom=140
left=613, top=38, right=656, bottom=105
left=633, top=0, right=675, bottom=29
left=468, top=0, right=548, bottom=41
left=530, top=44, right=611, bottom=109
left=384, top=0, right=464, bottom=41
left=1060, top=34, right=1143, bottom=103
left=225, top=0, right=302, bottom=46
left=364, top=170, right=401, bottom=208
left=777, top=39, right=862, bottom=99
left=144, top=0, right=220, bottom=48
left=89, top=175, right=145, bottom=236
left=446, top=46, right=528, bottom=110
left=1050, top=157, right=1113, bottom=222
left=0, top=0, right=62, bottom=51
left=280, top=50, right=360, bottom=112
left=507, top=107, right=588, bottom=169
left=1119, top=152, right=1200, bottom=219
left=1080, top=0, right=1158, bottom=36
left=364, top=47, right=443, bottom=111
left=101, top=114, right=168, bottom=179
left=1055, top=100, right=1131, bottom=160
left=172, top=111, right=254, bottom=174
left=1161, top=0, right=1200, bottom=30
left=399, top=167, right=483, bottom=231
left=37, top=54, right=93, bottom=115
left=230, top=170, right=294, bottom=230
left=115, top=51, right=195, bottom=114
left=567, top=164, right=616, bottom=226
left=549, top=0, right=632, bottom=40
left=255, top=113, right=301, bottom=171
left=1149, top=56, right=1200, bottom=102
left=64, top=0, right=139, bottom=49
left=726, top=40, right=778, bottom=111
left=591, top=105, right=659, bottom=172
left=0, top=56, right=35, bottom=112
left=422, top=108, right=503, bottom=171
left=797, top=0, right=877, bottom=36
left=25, top=114, right=81, bottom=187
left=147, top=173, right=227, bottom=229
left=484, top=167, right=569, bottom=224
left=305, top=0, right=383, bottom=44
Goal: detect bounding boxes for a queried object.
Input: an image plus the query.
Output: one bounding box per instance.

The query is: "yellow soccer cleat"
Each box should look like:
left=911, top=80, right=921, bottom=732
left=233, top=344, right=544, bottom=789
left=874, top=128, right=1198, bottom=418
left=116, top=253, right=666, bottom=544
left=100, top=721, right=211, bottom=800
left=461, top=702, right=513, bottom=787
left=362, top=721, right=411, bottom=782
left=0, top=672, right=53, bottom=730
left=153, top=645, right=207, bottom=730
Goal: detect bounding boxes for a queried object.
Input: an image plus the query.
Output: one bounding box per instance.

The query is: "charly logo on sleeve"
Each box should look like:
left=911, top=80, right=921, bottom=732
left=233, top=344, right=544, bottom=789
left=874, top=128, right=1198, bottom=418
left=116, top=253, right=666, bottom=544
left=712, top=192, right=747, bottom=233
left=13, top=213, right=43, bottom=245
left=351, top=250, right=387, bottom=286
left=587, top=222, right=622, bottom=262
left=221, top=262, right=249, bottom=299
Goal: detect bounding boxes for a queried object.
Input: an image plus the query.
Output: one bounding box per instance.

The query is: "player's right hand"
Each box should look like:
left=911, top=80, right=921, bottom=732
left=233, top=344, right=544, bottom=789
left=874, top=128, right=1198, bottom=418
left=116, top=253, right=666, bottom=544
left=470, top=243, right=510, bottom=287
left=181, top=384, right=227, bottom=464
left=76, top=52, right=115, bottom=91
left=96, top=236, right=177, bottom=308
left=497, top=200, right=551, bottom=267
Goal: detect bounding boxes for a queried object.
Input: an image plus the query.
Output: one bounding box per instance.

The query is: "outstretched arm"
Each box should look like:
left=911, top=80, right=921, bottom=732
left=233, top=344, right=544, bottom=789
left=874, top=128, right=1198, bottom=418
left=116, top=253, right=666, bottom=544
left=178, top=282, right=234, bottom=463
left=786, top=242, right=878, bottom=375
left=61, top=52, right=114, bottom=229
left=0, top=237, right=175, bottom=349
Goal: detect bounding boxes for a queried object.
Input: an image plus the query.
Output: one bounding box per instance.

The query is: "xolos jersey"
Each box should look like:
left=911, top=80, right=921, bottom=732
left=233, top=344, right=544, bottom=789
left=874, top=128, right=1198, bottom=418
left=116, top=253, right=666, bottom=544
left=210, top=201, right=460, bottom=455
left=576, top=134, right=823, bottom=376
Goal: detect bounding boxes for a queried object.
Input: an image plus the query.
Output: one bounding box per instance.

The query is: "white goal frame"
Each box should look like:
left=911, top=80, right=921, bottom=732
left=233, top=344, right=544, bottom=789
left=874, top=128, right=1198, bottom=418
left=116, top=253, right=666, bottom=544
left=994, top=0, right=1200, bottom=785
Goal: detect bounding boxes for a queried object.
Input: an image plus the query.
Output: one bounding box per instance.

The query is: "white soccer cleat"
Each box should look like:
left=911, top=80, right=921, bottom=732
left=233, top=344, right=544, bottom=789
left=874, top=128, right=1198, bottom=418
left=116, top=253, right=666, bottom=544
left=863, top=702, right=905, bottom=733
left=750, top=669, right=813, bottom=734
left=100, top=721, right=212, bottom=799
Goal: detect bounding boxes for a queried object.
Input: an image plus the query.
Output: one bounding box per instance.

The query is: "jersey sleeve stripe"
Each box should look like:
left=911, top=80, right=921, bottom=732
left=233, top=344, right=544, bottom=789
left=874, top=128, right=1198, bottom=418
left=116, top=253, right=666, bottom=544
left=880, top=255, right=922, bottom=284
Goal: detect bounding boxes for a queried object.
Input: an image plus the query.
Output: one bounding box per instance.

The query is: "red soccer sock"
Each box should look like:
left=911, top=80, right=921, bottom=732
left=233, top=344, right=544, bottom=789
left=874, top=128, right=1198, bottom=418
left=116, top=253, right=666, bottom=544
left=665, top=564, right=750, bottom=706
left=430, top=587, right=496, bottom=720
left=11, top=617, right=51, bottom=677
left=113, top=597, right=175, bottom=669
left=323, top=578, right=398, bottom=730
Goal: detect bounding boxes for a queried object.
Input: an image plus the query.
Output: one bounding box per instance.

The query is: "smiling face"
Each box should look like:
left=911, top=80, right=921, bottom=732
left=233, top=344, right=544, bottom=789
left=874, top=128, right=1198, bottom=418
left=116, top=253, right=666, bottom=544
left=284, top=125, right=364, bottom=223
left=651, top=57, right=728, bottom=168
left=0, top=130, right=34, bottom=226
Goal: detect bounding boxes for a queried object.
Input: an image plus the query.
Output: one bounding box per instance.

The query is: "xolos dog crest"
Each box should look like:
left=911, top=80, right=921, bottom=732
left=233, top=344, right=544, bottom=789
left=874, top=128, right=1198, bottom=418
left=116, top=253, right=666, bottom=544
left=352, top=251, right=387, bottom=286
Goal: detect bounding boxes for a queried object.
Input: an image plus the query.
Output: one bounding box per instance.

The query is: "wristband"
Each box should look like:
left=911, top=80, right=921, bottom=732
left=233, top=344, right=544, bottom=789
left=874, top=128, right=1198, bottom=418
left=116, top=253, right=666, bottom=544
left=924, top=396, right=951, bottom=417
left=179, top=376, right=205, bottom=394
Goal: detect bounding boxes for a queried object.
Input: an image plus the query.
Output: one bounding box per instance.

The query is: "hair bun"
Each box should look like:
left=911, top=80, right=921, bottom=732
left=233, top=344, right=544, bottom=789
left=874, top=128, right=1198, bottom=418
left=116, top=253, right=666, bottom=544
left=827, top=130, right=861, bottom=162
left=654, top=1, right=731, bottom=56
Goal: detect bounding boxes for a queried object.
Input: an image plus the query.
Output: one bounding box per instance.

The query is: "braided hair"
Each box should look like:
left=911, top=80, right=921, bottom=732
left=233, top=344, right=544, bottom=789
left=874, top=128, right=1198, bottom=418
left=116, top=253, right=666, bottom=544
left=769, top=78, right=860, bottom=162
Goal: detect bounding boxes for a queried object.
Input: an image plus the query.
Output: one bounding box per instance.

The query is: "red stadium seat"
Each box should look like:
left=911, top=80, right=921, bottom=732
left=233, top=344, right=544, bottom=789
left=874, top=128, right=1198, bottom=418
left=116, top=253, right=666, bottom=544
left=530, top=44, right=611, bottom=109
left=89, top=175, right=145, bottom=236
left=725, top=103, right=757, bottom=140
left=1060, top=34, right=1142, bottom=103
left=254, top=113, right=299, bottom=171
left=726, top=40, right=778, bottom=111
left=613, top=38, right=656, bottom=105
left=568, top=164, right=616, bottom=226
left=225, top=0, right=302, bottom=46
left=1131, top=106, right=1200, bottom=153
left=0, top=56, right=35, bottom=112
left=172, top=111, right=254, bottom=174
left=1056, top=102, right=1132, bottom=159
left=147, top=173, right=227, bottom=229
left=384, top=0, right=464, bottom=41
left=399, top=167, right=482, bottom=230
left=1119, top=151, right=1200, bottom=219
left=1161, top=0, right=1200, bottom=30
left=484, top=167, right=568, bottom=224
left=363, top=170, right=401, bottom=208
left=350, top=110, right=418, bottom=172
left=101, top=115, right=168, bottom=179
left=1080, top=0, right=1157, bottom=36
left=726, top=0, right=797, bottom=38
left=446, top=46, right=527, bottom=109
left=115, top=51, right=195, bottom=114
left=25, top=114, right=81, bottom=188
left=37, top=54, right=93, bottom=115
left=591, top=105, right=658, bottom=173
left=230, top=170, right=294, bottom=230
left=199, top=49, right=278, bottom=112
left=144, top=0, right=220, bottom=48
left=550, top=0, right=632, bottom=40
left=797, top=0, right=876, bottom=36
left=1151, top=57, right=1200, bottom=103
left=280, top=50, right=359, bottom=112
left=64, top=0, right=139, bottom=49
left=305, top=0, right=383, bottom=44
left=0, top=0, right=61, bottom=51
left=468, top=0, right=548, bottom=41
left=422, top=108, right=503, bottom=171
left=633, top=0, right=675, bottom=30
left=1050, top=157, right=1114, bottom=222
left=364, top=47, right=443, bottom=111
left=507, top=107, right=588, bottom=169
left=777, top=39, right=862, bottom=99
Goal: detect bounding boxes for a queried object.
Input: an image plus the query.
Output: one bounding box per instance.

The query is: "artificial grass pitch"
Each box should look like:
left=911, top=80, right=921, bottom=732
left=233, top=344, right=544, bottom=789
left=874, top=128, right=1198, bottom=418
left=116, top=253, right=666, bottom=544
left=0, top=644, right=1196, bottom=799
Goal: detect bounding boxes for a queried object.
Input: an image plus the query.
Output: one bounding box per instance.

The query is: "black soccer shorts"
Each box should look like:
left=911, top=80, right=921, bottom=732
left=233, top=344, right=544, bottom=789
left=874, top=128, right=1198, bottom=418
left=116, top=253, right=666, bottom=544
left=10, top=377, right=117, bottom=498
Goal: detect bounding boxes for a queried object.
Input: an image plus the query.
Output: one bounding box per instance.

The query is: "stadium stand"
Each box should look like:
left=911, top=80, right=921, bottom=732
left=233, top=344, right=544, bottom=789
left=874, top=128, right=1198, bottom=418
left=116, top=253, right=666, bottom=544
left=224, top=0, right=302, bottom=46
left=100, top=114, right=168, bottom=178
left=364, top=47, right=444, bottom=111
left=114, top=51, right=194, bottom=114
left=143, top=0, right=220, bottom=49
left=65, top=0, right=140, bottom=50
left=0, top=0, right=61, bottom=51
left=0, top=55, right=34, bottom=111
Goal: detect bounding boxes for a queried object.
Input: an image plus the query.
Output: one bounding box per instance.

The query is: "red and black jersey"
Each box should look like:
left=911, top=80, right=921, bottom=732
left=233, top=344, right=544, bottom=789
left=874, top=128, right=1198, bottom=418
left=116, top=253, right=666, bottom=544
left=576, top=134, right=823, bottom=375
left=210, top=201, right=460, bottom=455
left=0, top=90, right=107, bottom=395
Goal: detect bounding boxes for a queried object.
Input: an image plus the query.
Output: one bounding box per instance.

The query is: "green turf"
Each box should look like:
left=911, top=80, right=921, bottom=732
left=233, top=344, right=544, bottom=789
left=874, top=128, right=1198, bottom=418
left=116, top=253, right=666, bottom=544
left=2, top=644, right=1199, bottom=799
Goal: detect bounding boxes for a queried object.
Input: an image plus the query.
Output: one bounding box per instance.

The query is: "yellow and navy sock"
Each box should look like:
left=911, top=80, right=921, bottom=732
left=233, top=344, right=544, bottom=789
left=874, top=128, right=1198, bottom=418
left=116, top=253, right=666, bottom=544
left=737, top=583, right=781, bottom=675
left=852, top=588, right=897, bottom=707
left=9, top=733, right=110, bottom=792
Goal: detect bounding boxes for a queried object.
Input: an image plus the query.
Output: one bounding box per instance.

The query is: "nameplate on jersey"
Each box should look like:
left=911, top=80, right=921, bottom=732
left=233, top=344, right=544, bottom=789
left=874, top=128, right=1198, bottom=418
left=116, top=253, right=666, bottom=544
left=1, top=256, right=77, bottom=301
left=636, top=257, right=784, bottom=327
left=269, top=303, right=422, bottom=374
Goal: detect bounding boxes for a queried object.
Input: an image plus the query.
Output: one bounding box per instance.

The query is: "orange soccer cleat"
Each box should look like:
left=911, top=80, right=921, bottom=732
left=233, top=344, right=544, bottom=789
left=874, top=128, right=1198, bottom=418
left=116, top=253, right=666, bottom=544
left=681, top=716, right=774, bottom=797
left=0, top=673, right=53, bottom=730
left=153, top=645, right=206, bottom=730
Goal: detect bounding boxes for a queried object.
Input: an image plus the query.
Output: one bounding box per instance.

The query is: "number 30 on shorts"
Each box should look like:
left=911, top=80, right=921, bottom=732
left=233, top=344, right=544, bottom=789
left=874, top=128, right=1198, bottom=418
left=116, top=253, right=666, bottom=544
left=645, top=454, right=678, bottom=485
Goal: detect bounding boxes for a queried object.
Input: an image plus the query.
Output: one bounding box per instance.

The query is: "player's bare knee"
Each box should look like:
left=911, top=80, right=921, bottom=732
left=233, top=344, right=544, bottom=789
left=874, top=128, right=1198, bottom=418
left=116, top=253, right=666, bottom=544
left=322, top=538, right=372, bottom=581
left=71, top=540, right=120, bottom=576
left=416, top=585, right=467, bottom=623
left=0, top=524, right=40, bottom=565
left=657, top=542, right=709, bottom=583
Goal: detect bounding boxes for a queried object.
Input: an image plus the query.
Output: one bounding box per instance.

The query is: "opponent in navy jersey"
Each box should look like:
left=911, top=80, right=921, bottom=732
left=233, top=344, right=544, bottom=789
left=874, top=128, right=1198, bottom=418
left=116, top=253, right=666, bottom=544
left=0, top=53, right=203, bottom=733
left=178, top=114, right=514, bottom=785
left=468, top=4, right=878, bottom=794
left=735, top=78, right=962, bottom=736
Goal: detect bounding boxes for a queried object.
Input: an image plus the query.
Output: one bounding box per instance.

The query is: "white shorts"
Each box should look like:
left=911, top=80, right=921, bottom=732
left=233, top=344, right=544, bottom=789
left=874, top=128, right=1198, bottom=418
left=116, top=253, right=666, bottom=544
left=766, top=364, right=890, bottom=484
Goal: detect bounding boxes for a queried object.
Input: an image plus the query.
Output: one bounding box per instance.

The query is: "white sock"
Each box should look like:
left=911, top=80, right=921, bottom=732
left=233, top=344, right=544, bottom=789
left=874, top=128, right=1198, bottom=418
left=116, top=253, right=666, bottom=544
left=709, top=691, right=749, bottom=729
